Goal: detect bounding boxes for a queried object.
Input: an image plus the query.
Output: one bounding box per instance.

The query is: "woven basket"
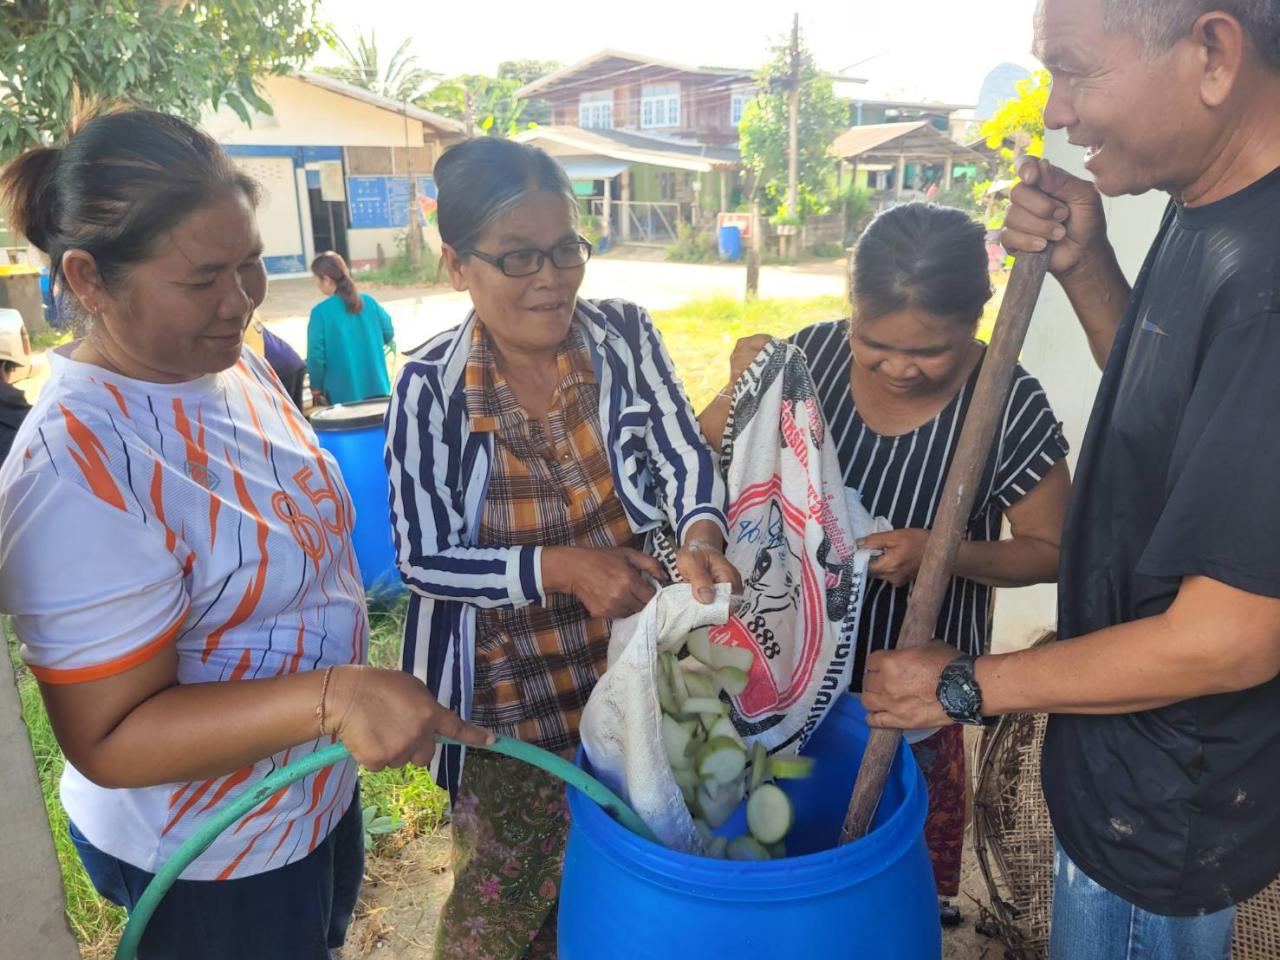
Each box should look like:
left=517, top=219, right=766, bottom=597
left=972, top=710, right=1280, bottom=959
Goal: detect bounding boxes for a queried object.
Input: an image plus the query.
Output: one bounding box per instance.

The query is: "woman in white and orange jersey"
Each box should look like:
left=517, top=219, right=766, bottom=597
left=0, top=109, right=490, bottom=960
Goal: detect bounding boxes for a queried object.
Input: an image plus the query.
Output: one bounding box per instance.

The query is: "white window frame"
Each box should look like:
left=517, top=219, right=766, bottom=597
left=578, top=90, right=614, bottom=129
left=730, top=90, right=752, bottom=126
left=641, top=83, right=681, bottom=129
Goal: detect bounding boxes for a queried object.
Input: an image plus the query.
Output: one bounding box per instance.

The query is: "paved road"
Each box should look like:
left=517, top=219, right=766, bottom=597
left=259, top=256, right=846, bottom=358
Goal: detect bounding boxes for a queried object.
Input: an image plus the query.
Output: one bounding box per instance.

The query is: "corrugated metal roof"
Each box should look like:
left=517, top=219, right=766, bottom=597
left=294, top=72, right=466, bottom=136
left=514, top=126, right=740, bottom=172
left=831, top=121, right=984, bottom=162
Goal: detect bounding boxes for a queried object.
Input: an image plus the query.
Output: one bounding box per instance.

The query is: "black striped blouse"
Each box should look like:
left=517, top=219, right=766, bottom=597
left=791, top=320, right=1069, bottom=690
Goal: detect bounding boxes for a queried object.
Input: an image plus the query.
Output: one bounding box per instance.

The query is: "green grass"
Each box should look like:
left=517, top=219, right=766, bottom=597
left=30, top=327, right=72, bottom=351
left=356, top=252, right=439, bottom=287
left=7, top=632, right=125, bottom=953
left=651, top=294, right=849, bottom=410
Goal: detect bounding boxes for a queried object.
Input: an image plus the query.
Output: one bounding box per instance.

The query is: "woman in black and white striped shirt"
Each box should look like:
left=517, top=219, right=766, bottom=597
left=701, top=203, right=1070, bottom=920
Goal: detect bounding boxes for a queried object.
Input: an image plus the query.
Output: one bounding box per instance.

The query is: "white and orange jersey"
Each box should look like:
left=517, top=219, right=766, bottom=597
left=0, top=347, right=365, bottom=880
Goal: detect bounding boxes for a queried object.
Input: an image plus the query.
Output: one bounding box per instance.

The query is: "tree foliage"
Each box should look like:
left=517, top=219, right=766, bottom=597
left=0, top=0, right=327, bottom=159
left=417, top=61, right=559, bottom=137
left=739, top=27, right=846, bottom=218
left=315, top=30, right=438, bottom=103
left=974, top=69, right=1050, bottom=202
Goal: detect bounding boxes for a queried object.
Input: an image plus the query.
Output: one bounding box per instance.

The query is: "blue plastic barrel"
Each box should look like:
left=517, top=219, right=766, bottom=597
left=717, top=224, right=743, bottom=262
left=309, top=397, right=404, bottom=600
left=560, top=695, right=938, bottom=958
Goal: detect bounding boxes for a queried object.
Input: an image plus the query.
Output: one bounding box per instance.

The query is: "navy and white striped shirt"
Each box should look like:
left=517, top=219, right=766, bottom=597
left=386, top=298, right=727, bottom=795
left=792, top=320, right=1068, bottom=688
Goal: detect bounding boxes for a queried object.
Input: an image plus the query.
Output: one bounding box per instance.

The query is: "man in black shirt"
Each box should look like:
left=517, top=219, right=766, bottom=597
left=862, top=1, right=1280, bottom=957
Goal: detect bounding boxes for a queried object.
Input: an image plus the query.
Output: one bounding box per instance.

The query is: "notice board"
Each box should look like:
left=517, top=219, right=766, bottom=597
left=348, top=175, right=437, bottom=229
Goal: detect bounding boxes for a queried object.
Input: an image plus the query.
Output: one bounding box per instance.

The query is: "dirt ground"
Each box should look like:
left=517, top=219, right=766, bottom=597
left=346, top=814, right=1006, bottom=960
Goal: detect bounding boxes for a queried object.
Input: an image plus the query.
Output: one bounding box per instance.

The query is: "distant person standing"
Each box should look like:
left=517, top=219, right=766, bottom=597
left=307, top=251, right=394, bottom=406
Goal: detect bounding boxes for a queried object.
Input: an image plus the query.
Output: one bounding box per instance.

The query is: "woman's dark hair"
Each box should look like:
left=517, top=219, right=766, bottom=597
left=434, top=138, right=577, bottom=253
left=311, top=250, right=363, bottom=314
left=851, top=203, right=992, bottom=328
left=0, top=107, right=259, bottom=302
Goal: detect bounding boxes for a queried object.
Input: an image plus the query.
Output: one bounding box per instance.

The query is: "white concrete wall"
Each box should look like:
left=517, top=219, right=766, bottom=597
left=990, top=128, right=1168, bottom=653
left=204, top=76, right=428, bottom=148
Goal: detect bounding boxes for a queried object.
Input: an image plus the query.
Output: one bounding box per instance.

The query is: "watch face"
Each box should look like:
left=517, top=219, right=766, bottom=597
left=940, top=670, right=979, bottom=718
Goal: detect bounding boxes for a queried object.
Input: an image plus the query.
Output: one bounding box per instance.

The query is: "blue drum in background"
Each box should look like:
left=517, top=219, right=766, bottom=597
left=310, top=397, right=404, bottom=601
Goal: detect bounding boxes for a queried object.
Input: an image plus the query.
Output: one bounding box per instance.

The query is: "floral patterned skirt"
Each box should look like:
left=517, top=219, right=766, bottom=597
left=434, top=749, right=572, bottom=960
left=908, top=723, right=967, bottom=898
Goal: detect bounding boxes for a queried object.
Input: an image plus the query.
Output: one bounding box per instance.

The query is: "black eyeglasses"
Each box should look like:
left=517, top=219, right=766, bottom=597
left=463, top=237, right=593, bottom=278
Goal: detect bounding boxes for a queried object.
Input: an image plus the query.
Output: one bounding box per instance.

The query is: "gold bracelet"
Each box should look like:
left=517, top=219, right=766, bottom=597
left=317, top=665, right=335, bottom=737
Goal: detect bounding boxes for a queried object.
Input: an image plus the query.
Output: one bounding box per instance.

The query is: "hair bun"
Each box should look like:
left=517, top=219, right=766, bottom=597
left=0, top=145, right=62, bottom=254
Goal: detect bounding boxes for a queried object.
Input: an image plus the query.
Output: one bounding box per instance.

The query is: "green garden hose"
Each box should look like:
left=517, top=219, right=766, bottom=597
left=114, top=736, right=654, bottom=960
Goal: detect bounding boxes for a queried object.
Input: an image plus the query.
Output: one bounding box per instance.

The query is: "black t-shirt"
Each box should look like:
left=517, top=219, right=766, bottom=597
left=1043, top=167, right=1280, bottom=916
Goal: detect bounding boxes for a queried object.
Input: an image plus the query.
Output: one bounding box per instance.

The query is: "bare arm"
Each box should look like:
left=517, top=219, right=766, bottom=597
left=1001, top=158, right=1132, bottom=369
left=978, top=575, right=1280, bottom=715
left=861, top=575, right=1280, bottom=728
left=696, top=334, right=776, bottom=452
left=953, top=458, right=1070, bottom=587
left=39, top=649, right=490, bottom=790
left=860, top=459, right=1070, bottom=590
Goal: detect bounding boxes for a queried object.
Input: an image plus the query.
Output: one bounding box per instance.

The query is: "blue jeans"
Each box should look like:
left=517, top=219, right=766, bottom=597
left=70, top=785, right=363, bottom=960
left=1050, top=837, right=1235, bottom=960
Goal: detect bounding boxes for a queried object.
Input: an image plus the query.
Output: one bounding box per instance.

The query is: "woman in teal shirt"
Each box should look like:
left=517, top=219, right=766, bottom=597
left=307, top=251, right=395, bottom=405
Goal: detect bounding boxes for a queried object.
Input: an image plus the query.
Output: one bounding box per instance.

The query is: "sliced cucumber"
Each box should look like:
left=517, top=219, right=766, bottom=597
left=681, top=696, right=726, bottom=715
left=716, top=665, right=749, bottom=697
left=696, top=783, right=741, bottom=829
left=708, top=716, right=744, bottom=747
left=749, top=741, right=769, bottom=794
left=662, top=713, right=694, bottom=771
left=768, top=755, right=816, bottom=780
left=682, top=669, right=719, bottom=701
left=746, top=782, right=793, bottom=845
left=766, top=840, right=787, bottom=859
left=710, top=642, right=756, bottom=674
left=673, top=768, right=700, bottom=805
left=727, top=836, right=771, bottom=861
left=656, top=660, right=679, bottom=716
left=708, top=836, right=729, bottom=859
left=668, top=655, right=690, bottom=705
left=697, top=736, right=747, bottom=785
left=686, top=627, right=714, bottom=666
left=699, top=711, right=723, bottom=729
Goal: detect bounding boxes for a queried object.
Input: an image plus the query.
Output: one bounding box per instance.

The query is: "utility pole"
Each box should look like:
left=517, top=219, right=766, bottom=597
left=403, top=99, right=422, bottom=270
left=464, top=88, right=476, bottom=139
left=787, top=12, right=800, bottom=216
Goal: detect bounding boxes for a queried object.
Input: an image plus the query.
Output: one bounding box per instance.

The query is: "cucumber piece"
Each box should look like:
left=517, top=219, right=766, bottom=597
left=668, top=655, right=690, bottom=705
left=716, top=666, right=749, bottom=697
left=696, top=782, right=741, bottom=829
left=662, top=713, right=694, bottom=771
left=699, top=711, right=723, bottom=729
left=746, top=783, right=793, bottom=845
left=673, top=768, right=700, bottom=805
left=768, top=755, right=816, bottom=780
left=766, top=840, right=787, bottom=859
left=681, top=696, right=726, bottom=715
left=708, top=716, right=744, bottom=747
left=708, top=836, right=729, bottom=859
left=710, top=642, right=756, bottom=674
left=686, top=627, right=714, bottom=666
left=693, top=818, right=715, bottom=848
left=749, top=741, right=769, bottom=794
left=683, top=670, right=719, bottom=701
left=655, top=663, right=679, bottom=716
left=697, top=737, right=747, bottom=785
left=727, top=836, right=771, bottom=861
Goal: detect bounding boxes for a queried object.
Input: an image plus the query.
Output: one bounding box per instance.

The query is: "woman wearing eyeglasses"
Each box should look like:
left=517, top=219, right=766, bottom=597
left=386, top=137, right=739, bottom=959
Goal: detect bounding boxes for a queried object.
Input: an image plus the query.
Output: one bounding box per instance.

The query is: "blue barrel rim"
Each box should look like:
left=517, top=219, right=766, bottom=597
left=309, top=395, right=391, bottom=431
left=568, top=696, right=927, bottom=902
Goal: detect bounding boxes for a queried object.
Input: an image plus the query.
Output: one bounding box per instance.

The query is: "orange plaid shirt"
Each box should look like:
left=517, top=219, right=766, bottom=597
left=465, top=322, right=640, bottom=751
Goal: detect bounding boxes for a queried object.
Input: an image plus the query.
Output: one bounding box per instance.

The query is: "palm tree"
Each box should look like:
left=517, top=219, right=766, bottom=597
left=317, top=31, right=437, bottom=103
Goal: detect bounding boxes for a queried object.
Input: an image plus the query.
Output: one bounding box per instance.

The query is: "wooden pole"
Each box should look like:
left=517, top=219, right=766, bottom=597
left=839, top=247, right=1052, bottom=843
